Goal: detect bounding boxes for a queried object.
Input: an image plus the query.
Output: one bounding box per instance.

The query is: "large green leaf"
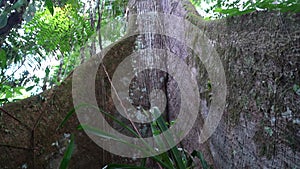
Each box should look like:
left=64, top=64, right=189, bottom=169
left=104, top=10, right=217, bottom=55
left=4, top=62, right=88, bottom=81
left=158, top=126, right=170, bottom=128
left=45, top=0, right=54, bottom=15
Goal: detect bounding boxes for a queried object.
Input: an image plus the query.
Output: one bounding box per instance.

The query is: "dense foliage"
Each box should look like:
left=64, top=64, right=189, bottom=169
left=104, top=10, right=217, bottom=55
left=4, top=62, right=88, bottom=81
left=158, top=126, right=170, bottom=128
left=191, top=0, right=300, bottom=18
left=0, top=0, right=127, bottom=105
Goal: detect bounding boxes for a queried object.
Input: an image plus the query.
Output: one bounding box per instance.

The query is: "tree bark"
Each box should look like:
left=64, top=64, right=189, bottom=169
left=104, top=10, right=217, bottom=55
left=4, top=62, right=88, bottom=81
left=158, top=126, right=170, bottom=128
left=0, top=0, right=299, bottom=168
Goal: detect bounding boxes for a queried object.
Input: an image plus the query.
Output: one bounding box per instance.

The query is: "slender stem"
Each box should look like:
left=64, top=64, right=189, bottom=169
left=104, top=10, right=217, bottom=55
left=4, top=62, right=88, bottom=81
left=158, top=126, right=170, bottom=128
left=0, top=144, right=33, bottom=150
left=101, top=63, right=142, bottom=138
left=0, top=107, right=31, bottom=130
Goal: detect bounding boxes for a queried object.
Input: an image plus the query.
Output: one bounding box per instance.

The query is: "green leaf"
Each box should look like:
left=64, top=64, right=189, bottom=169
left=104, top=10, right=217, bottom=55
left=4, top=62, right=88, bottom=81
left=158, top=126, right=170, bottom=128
left=59, top=134, right=75, bottom=169
left=218, top=8, right=240, bottom=15
left=191, top=150, right=209, bottom=169
left=13, top=87, right=23, bottom=95
left=57, top=107, right=76, bottom=130
left=140, top=158, right=147, bottom=167
left=45, top=67, right=50, bottom=77
left=5, top=90, right=13, bottom=99
left=26, top=85, right=35, bottom=92
left=78, top=124, right=152, bottom=154
left=2, top=85, right=11, bottom=90
left=153, top=108, right=185, bottom=169
left=213, top=7, right=223, bottom=13
left=67, top=0, right=79, bottom=8
left=78, top=124, right=127, bottom=141
left=59, top=104, right=139, bottom=137
left=0, top=49, right=7, bottom=68
left=45, top=0, right=54, bottom=15
left=59, top=105, right=172, bottom=169
left=0, top=12, right=8, bottom=29
left=157, top=152, right=174, bottom=168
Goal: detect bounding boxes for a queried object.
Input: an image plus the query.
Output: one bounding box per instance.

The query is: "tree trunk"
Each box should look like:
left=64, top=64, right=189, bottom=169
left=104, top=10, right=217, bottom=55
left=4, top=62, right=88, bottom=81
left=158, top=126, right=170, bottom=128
left=0, top=0, right=299, bottom=168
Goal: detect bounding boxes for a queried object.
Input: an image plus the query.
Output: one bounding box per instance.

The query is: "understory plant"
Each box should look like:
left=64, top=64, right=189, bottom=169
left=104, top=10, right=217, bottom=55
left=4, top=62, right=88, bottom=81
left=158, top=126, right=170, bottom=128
left=59, top=104, right=212, bottom=169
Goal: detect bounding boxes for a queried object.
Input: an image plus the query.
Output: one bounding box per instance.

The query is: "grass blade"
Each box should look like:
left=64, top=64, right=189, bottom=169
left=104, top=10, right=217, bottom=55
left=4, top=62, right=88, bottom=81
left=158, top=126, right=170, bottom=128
left=57, top=108, right=76, bottom=130
left=191, top=150, right=210, bottom=169
left=59, top=134, right=75, bottom=169
left=140, top=158, right=147, bottom=167
left=153, top=108, right=185, bottom=169
left=78, top=124, right=153, bottom=156
left=58, top=103, right=139, bottom=137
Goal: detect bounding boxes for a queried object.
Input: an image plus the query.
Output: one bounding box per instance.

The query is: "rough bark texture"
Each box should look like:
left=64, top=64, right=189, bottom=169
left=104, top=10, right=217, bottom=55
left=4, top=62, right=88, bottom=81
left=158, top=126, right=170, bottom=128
left=0, top=0, right=299, bottom=168
left=200, top=12, right=300, bottom=168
